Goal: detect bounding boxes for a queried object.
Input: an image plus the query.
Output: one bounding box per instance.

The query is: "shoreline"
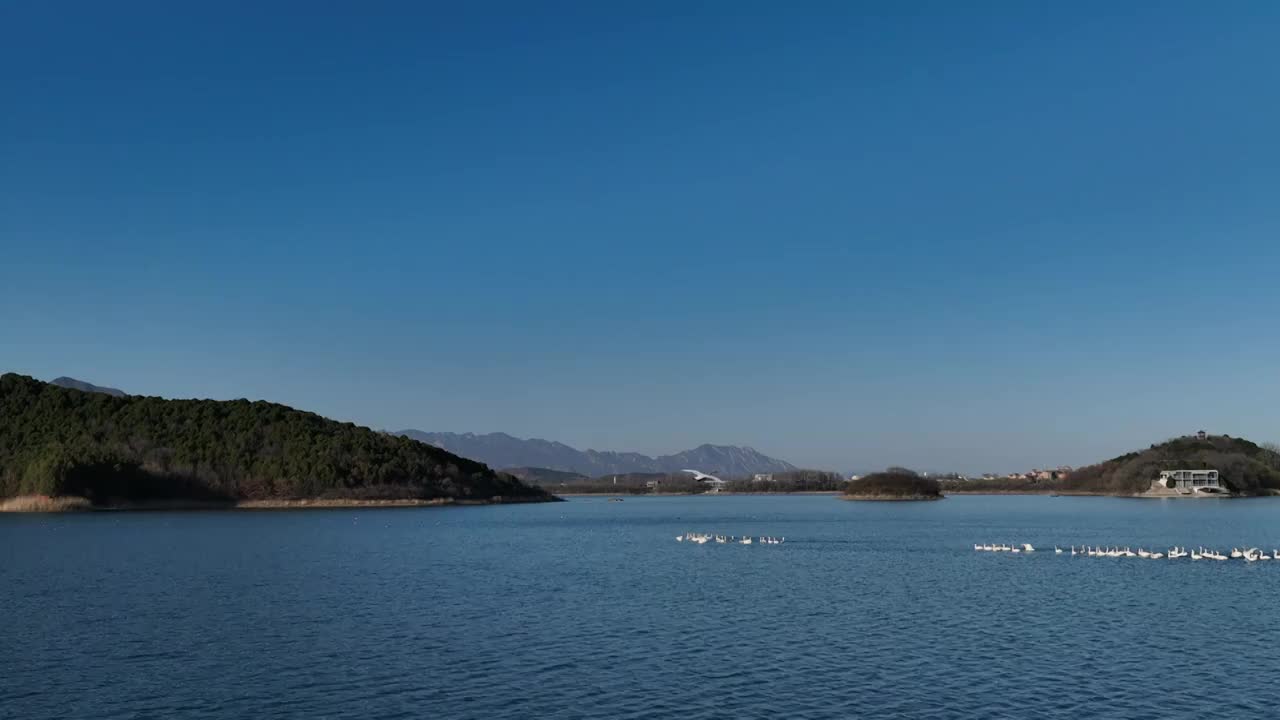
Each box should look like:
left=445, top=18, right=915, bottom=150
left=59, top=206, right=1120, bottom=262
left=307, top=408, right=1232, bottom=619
left=553, top=490, right=844, bottom=498
left=0, top=494, right=559, bottom=513
left=840, top=494, right=943, bottom=502
left=943, top=489, right=1269, bottom=499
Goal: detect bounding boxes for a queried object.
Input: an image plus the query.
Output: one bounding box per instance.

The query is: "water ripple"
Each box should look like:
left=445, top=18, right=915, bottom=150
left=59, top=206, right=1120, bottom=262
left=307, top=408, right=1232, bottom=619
left=5, top=497, right=1280, bottom=718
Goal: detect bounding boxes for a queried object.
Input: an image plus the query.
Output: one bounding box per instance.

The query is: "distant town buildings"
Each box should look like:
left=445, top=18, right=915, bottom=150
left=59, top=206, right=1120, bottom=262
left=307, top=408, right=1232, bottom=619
left=752, top=473, right=774, bottom=483
left=1002, top=466, right=1073, bottom=481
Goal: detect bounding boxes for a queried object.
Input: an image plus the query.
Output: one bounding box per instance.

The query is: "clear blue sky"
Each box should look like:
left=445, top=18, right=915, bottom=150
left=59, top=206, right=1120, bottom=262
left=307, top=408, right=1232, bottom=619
left=4, top=2, right=1279, bottom=473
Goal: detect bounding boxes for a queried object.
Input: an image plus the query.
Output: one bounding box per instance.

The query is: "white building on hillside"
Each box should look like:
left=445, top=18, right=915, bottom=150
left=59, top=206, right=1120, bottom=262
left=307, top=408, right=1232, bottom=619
left=1159, top=469, right=1221, bottom=492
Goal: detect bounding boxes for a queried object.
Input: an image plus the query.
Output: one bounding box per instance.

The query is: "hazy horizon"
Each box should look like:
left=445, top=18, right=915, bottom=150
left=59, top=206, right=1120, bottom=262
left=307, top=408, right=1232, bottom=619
left=6, top=4, right=1279, bottom=474
left=7, top=371, right=1269, bottom=477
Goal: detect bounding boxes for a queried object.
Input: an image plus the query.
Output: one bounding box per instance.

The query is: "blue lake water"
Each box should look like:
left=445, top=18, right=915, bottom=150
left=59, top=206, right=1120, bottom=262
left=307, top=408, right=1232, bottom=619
left=5, top=495, right=1280, bottom=719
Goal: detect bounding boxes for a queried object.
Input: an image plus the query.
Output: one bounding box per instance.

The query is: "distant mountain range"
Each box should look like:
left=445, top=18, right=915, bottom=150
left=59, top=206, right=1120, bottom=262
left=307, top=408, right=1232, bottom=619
left=395, top=431, right=797, bottom=477
left=50, top=377, right=127, bottom=397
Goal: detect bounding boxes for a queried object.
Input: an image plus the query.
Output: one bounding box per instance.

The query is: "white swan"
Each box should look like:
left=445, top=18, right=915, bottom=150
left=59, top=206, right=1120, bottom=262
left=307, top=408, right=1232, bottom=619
left=1022, top=543, right=1035, bottom=553
left=1055, top=546, right=1063, bottom=554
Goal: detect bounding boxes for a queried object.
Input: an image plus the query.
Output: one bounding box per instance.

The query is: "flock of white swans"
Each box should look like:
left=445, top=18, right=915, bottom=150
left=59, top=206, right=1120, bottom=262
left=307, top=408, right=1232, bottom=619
left=976, top=543, right=1280, bottom=562
left=677, top=532, right=784, bottom=545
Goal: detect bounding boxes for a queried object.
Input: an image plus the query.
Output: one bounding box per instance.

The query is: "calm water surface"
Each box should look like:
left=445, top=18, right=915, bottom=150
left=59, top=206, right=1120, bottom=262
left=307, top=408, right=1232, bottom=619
left=5, top=495, right=1280, bottom=719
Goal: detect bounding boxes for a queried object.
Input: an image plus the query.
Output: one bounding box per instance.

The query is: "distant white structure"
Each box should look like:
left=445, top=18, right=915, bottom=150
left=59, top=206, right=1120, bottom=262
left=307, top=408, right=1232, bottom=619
left=752, top=473, right=773, bottom=483
left=683, top=469, right=727, bottom=493
left=1160, top=469, right=1221, bottom=492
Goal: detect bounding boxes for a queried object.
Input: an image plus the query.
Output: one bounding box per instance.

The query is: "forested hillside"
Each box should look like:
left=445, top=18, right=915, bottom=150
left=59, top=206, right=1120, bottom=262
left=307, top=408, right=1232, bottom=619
left=0, top=374, right=552, bottom=505
left=1061, top=435, right=1280, bottom=495
left=942, top=435, right=1280, bottom=495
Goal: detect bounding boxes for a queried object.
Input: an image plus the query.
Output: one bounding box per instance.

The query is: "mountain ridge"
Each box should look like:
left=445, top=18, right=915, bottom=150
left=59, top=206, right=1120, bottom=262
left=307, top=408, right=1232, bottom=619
left=395, top=430, right=797, bottom=477
left=50, top=376, right=127, bottom=397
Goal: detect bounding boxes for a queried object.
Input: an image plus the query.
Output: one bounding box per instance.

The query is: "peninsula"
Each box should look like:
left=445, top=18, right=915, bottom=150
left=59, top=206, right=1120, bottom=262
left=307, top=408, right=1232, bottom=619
left=942, top=434, right=1280, bottom=497
left=0, top=374, right=556, bottom=511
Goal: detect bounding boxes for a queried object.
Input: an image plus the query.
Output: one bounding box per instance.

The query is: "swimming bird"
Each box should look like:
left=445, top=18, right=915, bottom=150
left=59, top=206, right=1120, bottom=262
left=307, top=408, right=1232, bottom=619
left=1023, top=543, right=1036, bottom=553
left=1055, top=546, right=1063, bottom=554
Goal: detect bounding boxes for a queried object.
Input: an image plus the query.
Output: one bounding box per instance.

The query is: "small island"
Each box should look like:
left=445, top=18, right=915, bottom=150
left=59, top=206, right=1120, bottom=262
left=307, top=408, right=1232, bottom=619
left=843, top=468, right=942, bottom=501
